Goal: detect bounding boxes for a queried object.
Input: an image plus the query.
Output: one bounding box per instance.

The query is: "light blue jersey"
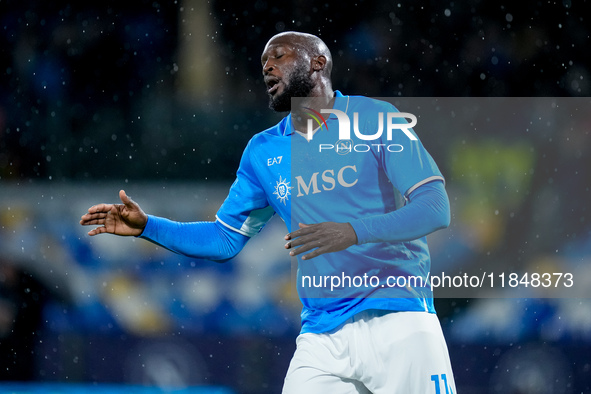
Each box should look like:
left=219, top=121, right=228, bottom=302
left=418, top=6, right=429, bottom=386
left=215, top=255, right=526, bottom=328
left=216, top=91, right=445, bottom=334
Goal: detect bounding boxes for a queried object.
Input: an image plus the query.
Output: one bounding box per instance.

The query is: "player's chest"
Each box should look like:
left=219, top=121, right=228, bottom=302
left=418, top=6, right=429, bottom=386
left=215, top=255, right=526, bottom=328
left=255, top=136, right=380, bottom=207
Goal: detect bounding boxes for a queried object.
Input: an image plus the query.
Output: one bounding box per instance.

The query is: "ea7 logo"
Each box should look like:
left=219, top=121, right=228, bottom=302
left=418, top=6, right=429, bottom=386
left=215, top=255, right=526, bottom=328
left=267, top=156, right=283, bottom=166
left=306, top=109, right=418, bottom=142
left=294, top=165, right=358, bottom=197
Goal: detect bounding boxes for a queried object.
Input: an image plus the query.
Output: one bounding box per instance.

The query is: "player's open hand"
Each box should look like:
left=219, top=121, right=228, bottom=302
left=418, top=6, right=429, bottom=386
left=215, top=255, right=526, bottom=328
left=80, top=190, right=148, bottom=237
left=284, top=222, right=358, bottom=260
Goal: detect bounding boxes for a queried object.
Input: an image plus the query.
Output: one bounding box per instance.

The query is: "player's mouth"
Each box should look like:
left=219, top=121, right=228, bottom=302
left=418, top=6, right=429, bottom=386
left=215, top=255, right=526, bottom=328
left=265, top=77, right=281, bottom=95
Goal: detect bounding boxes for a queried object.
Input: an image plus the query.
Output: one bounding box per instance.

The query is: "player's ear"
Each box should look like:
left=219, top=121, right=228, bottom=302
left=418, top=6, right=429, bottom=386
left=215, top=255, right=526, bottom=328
left=312, top=55, right=327, bottom=71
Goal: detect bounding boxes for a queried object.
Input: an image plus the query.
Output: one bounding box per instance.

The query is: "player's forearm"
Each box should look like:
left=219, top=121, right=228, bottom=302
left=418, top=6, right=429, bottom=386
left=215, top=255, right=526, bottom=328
left=139, top=215, right=249, bottom=262
left=350, top=180, right=450, bottom=244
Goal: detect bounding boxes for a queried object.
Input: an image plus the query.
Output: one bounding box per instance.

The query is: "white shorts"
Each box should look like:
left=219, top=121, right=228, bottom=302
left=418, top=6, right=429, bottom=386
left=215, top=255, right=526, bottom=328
left=282, top=310, right=456, bottom=394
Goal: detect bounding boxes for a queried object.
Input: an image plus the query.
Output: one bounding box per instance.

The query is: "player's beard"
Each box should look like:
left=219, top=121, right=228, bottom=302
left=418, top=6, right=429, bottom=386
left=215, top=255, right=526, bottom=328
left=268, top=64, right=315, bottom=112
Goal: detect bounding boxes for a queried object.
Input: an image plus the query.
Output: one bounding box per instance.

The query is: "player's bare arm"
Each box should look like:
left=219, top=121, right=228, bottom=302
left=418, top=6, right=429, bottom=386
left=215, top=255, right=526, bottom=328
left=80, top=190, right=148, bottom=237
left=284, top=222, right=358, bottom=260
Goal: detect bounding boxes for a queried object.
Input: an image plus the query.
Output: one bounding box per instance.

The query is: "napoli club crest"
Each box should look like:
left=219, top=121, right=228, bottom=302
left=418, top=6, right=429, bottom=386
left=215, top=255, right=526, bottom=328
left=273, top=175, right=291, bottom=205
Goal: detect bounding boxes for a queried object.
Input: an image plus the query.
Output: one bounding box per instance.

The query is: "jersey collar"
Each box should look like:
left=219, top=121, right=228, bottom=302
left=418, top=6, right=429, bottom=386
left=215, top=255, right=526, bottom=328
left=282, top=90, right=348, bottom=137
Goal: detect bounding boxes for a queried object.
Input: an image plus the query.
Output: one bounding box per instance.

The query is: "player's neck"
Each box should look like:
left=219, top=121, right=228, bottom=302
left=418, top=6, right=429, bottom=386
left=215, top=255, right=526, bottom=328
left=290, top=88, right=335, bottom=131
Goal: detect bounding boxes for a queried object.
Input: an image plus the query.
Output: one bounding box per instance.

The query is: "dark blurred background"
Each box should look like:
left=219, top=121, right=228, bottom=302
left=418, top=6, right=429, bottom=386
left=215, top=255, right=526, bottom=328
left=0, top=0, right=590, bottom=393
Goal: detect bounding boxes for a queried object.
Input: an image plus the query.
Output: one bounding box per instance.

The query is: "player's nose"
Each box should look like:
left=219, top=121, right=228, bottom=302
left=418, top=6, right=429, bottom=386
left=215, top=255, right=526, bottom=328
left=262, top=60, right=274, bottom=75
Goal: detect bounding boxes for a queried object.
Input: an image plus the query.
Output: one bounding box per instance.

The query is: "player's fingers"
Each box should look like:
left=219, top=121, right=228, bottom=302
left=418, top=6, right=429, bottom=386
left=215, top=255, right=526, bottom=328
left=286, top=233, right=316, bottom=248
left=302, top=249, right=323, bottom=260
left=80, top=217, right=106, bottom=226
left=87, top=226, right=107, bottom=236
left=288, top=239, right=322, bottom=256
left=285, top=223, right=314, bottom=240
left=119, top=190, right=131, bottom=205
left=81, top=212, right=108, bottom=221
left=80, top=218, right=105, bottom=226
left=87, top=203, right=114, bottom=214
left=87, top=204, right=107, bottom=213
left=286, top=224, right=317, bottom=240
left=119, top=189, right=138, bottom=210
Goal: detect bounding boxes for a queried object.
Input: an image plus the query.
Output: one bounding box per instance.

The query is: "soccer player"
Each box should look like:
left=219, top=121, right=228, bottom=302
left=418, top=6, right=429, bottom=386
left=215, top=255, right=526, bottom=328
left=81, top=31, right=456, bottom=393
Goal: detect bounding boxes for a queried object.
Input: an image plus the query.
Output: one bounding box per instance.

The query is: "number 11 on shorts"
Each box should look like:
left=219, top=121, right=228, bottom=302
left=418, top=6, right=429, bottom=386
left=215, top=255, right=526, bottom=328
left=431, top=374, right=453, bottom=394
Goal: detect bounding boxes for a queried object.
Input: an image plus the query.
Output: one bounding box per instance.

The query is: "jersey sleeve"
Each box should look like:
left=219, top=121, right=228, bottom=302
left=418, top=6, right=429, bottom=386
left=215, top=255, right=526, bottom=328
left=216, top=138, right=275, bottom=237
left=139, top=215, right=250, bottom=261
left=350, top=180, right=450, bottom=244
left=377, top=103, right=445, bottom=198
